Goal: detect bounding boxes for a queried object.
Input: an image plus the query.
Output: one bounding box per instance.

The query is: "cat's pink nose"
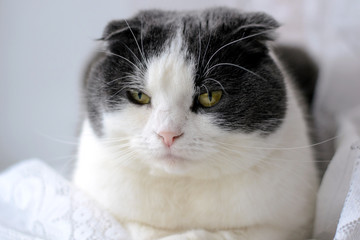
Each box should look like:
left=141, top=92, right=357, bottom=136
left=158, top=131, right=183, bottom=147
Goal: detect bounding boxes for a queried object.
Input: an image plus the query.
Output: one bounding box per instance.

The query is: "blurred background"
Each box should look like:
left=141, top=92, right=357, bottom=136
left=1, top=0, right=359, bottom=174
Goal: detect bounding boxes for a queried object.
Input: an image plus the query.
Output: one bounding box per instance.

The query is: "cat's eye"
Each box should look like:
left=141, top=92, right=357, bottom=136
left=198, top=90, right=222, bottom=108
left=127, top=90, right=151, bottom=105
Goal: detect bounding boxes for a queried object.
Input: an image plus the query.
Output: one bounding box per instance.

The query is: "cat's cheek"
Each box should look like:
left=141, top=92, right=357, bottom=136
left=102, top=106, right=152, bottom=137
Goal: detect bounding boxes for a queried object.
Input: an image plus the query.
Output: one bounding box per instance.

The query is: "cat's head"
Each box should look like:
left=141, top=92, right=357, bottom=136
left=83, top=8, right=287, bottom=177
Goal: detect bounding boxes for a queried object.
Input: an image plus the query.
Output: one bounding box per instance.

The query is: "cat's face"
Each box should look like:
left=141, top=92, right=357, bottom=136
left=85, top=8, right=287, bottom=177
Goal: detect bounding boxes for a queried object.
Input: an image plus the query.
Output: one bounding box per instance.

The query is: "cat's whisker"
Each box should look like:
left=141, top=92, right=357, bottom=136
left=104, top=143, right=133, bottom=153
left=92, top=134, right=131, bottom=141
left=203, top=29, right=274, bottom=72
left=253, top=159, right=318, bottom=192
left=214, top=148, right=319, bottom=188
left=105, top=81, right=146, bottom=101
left=103, top=75, right=135, bottom=86
left=98, top=50, right=141, bottom=72
left=201, top=32, right=212, bottom=69
left=98, top=68, right=144, bottom=88
left=200, top=84, right=210, bottom=95
left=202, top=78, right=227, bottom=94
left=196, top=24, right=202, bottom=69
left=215, top=149, right=310, bottom=181
left=216, top=146, right=327, bottom=164
left=49, top=154, right=78, bottom=177
left=214, top=152, right=263, bottom=178
left=112, top=148, right=135, bottom=158
left=121, top=43, right=145, bottom=69
left=269, top=156, right=332, bottom=164
left=108, top=156, right=133, bottom=168
left=124, top=19, right=147, bottom=64
left=35, top=132, right=80, bottom=146
left=101, top=138, right=132, bottom=145
left=102, top=144, right=133, bottom=151
left=140, top=21, right=145, bottom=60
left=205, top=62, right=267, bottom=81
left=103, top=145, right=133, bottom=153
left=211, top=134, right=341, bottom=150
left=101, top=136, right=131, bottom=142
left=247, top=150, right=329, bottom=163
left=113, top=151, right=138, bottom=167
left=107, top=86, right=128, bottom=100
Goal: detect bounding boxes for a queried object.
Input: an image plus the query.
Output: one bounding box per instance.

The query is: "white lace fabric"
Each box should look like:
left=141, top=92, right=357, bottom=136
left=333, top=142, right=360, bottom=240
left=313, top=107, right=360, bottom=240
left=0, top=159, right=130, bottom=240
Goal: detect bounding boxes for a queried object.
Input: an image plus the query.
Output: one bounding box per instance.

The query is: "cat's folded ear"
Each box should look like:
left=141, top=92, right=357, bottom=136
left=238, top=12, right=279, bottom=42
left=211, top=9, right=280, bottom=44
left=100, top=19, right=140, bottom=42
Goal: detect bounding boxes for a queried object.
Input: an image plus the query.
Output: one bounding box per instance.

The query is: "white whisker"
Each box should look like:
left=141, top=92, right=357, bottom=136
left=124, top=19, right=147, bottom=64
left=211, top=134, right=341, bottom=150
left=203, top=29, right=273, bottom=71
left=100, top=50, right=141, bottom=72
left=202, top=78, right=227, bottom=94
left=205, top=62, right=267, bottom=81
left=122, top=43, right=145, bottom=69
left=201, top=33, right=212, bottom=68
left=197, top=25, right=202, bottom=68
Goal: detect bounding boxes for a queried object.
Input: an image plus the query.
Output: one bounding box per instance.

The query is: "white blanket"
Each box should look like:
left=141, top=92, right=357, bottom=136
left=314, top=108, right=360, bottom=240
left=0, top=159, right=130, bottom=240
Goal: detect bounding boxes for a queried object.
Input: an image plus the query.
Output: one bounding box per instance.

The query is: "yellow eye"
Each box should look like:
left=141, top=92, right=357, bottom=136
left=198, top=90, right=222, bottom=107
left=127, top=90, right=151, bottom=104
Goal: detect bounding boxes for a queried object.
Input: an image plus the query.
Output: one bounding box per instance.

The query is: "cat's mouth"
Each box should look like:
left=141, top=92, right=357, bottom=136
left=159, top=153, right=186, bottom=163
left=152, top=152, right=191, bottom=174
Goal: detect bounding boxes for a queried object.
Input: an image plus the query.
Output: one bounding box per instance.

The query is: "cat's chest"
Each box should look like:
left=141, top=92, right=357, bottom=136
left=103, top=168, right=280, bottom=231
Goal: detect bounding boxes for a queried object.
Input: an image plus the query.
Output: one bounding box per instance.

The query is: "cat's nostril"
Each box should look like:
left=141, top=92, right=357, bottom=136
left=158, top=131, right=183, bottom=147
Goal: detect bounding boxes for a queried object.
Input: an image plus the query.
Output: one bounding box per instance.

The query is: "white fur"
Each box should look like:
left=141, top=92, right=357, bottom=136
left=73, top=37, right=318, bottom=240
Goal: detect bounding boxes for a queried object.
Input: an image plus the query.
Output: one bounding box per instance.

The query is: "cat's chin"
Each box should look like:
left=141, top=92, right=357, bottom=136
left=148, top=153, right=194, bottom=176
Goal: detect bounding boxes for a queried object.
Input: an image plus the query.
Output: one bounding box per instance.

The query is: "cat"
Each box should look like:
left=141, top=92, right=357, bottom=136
left=73, top=7, right=319, bottom=240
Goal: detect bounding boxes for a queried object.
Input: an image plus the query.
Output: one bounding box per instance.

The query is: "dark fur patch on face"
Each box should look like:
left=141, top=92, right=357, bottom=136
left=183, top=9, right=286, bottom=133
left=85, top=7, right=286, bottom=136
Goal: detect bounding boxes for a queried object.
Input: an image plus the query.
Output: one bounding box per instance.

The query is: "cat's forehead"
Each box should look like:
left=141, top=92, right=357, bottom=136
left=145, top=35, right=195, bottom=109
